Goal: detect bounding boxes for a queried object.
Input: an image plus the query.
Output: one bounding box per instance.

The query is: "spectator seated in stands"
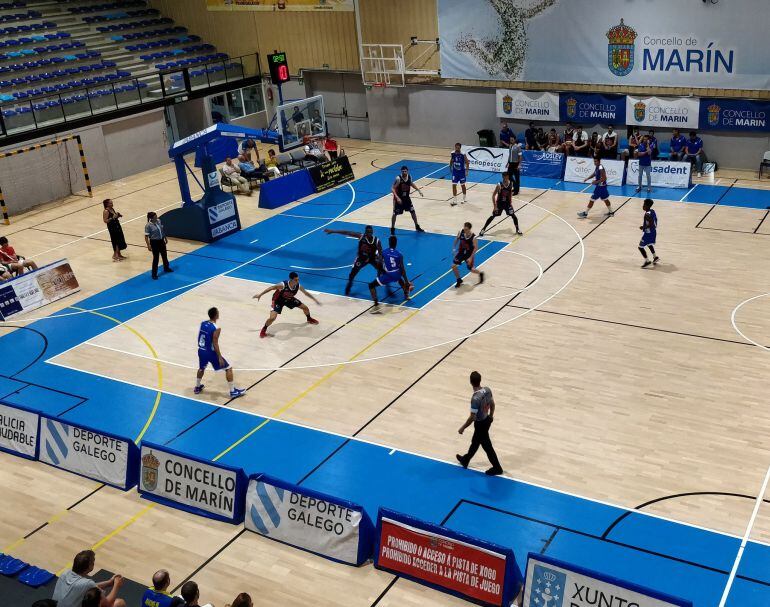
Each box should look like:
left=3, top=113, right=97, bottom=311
left=669, top=128, right=688, bottom=161
left=524, top=121, right=538, bottom=150
left=686, top=131, right=705, bottom=176
left=303, top=141, right=326, bottom=163
left=221, top=157, right=251, bottom=195
left=236, top=154, right=269, bottom=182
left=52, top=550, right=124, bottom=607
left=622, top=127, right=642, bottom=162
left=545, top=128, right=563, bottom=153
left=82, top=586, right=127, bottom=607
left=180, top=580, right=213, bottom=607
left=647, top=129, right=659, bottom=160
left=227, top=593, right=253, bottom=607
left=141, top=569, right=183, bottom=607
left=323, top=135, right=339, bottom=160
left=536, top=127, right=548, bottom=150
left=0, top=235, right=37, bottom=275
left=264, top=149, right=282, bottom=177
left=499, top=122, right=513, bottom=149
left=601, top=125, right=618, bottom=159
left=565, top=125, right=589, bottom=156
left=239, top=138, right=258, bottom=162
left=562, top=122, right=575, bottom=149
left=588, top=132, right=601, bottom=158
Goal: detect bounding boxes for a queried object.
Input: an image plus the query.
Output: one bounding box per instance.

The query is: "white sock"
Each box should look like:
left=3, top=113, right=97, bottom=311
left=463, top=192, right=467, bottom=200
left=228, top=381, right=234, bottom=392
left=196, top=377, right=202, bottom=387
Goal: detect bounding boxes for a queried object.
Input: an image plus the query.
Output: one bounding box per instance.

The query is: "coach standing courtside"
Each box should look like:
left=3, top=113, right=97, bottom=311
left=456, top=371, right=504, bottom=476
left=144, top=212, right=173, bottom=280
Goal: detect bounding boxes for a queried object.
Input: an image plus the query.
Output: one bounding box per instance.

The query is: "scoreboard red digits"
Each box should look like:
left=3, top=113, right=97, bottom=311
left=268, top=52, right=290, bottom=85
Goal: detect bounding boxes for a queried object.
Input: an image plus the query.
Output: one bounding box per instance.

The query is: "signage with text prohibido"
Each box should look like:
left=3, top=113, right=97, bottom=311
left=375, top=509, right=522, bottom=606
left=268, top=51, right=290, bottom=85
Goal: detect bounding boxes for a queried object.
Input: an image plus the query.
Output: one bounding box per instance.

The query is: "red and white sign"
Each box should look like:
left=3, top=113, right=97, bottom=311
left=376, top=516, right=508, bottom=606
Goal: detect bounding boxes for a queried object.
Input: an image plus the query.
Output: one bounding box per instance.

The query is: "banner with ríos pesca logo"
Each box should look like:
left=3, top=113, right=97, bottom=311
left=39, top=417, right=138, bottom=489
left=138, top=443, right=246, bottom=523
left=524, top=553, right=692, bottom=607
left=245, top=474, right=374, bottom=566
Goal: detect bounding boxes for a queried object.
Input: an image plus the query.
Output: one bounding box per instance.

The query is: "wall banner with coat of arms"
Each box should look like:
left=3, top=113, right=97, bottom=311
left=625, top=95, right=700, bottom=129
left=558, top=93, right=625, bottom=125
left=698, top=98, right=770, bottom=132
left=439, top=0, right=770, bottom=90
left=496, top=90, right=559, bottom=121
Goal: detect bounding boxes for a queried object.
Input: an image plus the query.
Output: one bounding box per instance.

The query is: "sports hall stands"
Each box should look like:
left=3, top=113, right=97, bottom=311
left=0, top=0, right=238, bottom=135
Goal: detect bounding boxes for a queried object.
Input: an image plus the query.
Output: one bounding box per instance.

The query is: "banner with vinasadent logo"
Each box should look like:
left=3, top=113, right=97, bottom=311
left=438, top=0, right=770, bottom=90
left=461, top=145, right=508, bottom=173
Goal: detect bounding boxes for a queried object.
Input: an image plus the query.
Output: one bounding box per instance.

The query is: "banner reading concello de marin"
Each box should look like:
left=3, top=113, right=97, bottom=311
left=438, top=0, right=770, bottom=90
left=207, top=0, right=353, bottom=10
left=496, top=90, right=559, bottom=121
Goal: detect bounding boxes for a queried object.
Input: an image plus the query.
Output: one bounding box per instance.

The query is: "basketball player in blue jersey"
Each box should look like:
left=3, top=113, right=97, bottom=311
left=368, top=235, right=413, bottom=306
left=195, top=307, right=245, bottom=398
left=452, top=222, right=484, bottom=288
left=638, top=198, right=659, bottom=268
left=391, top=165, right=425, bottom=235
left=479, top=172, right=522, bottom=237
left=325, top=225, right=383, bottom=296
left=449, top=143, right=469, bottom=206
left=254, top=271, right=320, bottom=338
left=578, top=156, right=614, bottom=218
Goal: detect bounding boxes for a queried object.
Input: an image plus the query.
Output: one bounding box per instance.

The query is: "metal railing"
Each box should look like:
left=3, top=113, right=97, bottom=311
left=0, top=52, right=261, bottom=140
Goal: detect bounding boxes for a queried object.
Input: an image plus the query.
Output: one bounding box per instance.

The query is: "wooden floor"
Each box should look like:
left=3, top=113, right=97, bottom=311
left=1, top=139, right=769, bottom=606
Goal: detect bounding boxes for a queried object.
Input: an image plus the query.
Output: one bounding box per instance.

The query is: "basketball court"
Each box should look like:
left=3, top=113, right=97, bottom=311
left=0, top=131, right=769, bottom=606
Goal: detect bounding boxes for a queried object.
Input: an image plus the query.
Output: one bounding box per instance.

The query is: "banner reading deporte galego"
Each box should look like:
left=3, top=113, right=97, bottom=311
left=245, top=475, right=374, bottom=566
left=138, top=443, right=246, bottom=523
left=39, top=417, right=138, bottom=489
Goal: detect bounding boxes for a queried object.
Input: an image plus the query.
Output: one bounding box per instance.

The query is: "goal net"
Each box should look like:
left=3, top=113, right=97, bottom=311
left=0, top=135, right=92, bottom=224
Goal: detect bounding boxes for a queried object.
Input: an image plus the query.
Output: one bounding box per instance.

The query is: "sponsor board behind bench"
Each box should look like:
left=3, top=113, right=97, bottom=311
left=628, top=159, right=691, bottom=189
left=0, top=259, right=79, bottom=320
left=375, top=508, right=522, bottom=607
left=138, top=443, right=246, bottom=523
left=520, top=150, right=565, bottom=180
left=39, top=417, right=138, bottom=489
left=308, top=156, right=355, bottom=193
left=245, top=474, right=374, bottom=566
left=524, top=553, right=692, bottom=607
left=0, top=400, right=40, bottom=460
left=461, top=145, right=508, bottom=173
left=564, top=157, right=625, bottom=187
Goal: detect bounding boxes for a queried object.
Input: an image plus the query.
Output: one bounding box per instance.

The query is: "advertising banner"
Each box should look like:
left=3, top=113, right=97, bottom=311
left=626, top=96, right=700, bottom=130
left=206, top=197, right=240, bottom=240
left=496, top=90, right=559, bottom=122
left=245, top=474, right=374, bottom=566
left=0, top=401, right=39, bottom=459
left=460, top=145, right=508, bottom=173
left=207, top=0, right=353, bottom=11
left=699, top=98, right=770, bottom=132
left=628, top=159, right=691, bottom=189
left=524, top=553, right=692, bottom=607
left=39, top=417, right=138, bottom=489
left=438, top=0, right=770, bottom=90
left=564, top=157, right=625, bottom=186
left=559, top=93, right=625, bottom=125
left=308, top=156, right=355, bottom=192
left=138, top=443, right=246, bottom=523
left=520, top=150, right=564, bottom=179
left=0, top=259, right=79, bottom=320
left=375, top=508, right=522, bottom=607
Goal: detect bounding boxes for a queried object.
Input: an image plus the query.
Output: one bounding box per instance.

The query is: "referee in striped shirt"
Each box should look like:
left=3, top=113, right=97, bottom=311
left=456, top=371, right=503, bottom=476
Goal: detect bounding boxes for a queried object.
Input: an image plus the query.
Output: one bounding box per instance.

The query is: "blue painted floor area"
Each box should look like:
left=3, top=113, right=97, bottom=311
left=3, top=160, right=770, bottom=606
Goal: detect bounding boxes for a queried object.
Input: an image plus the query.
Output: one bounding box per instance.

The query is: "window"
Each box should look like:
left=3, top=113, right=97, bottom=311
left=208, top=85, right=265, bottom=123
left=226, top=90, right=244, bottom=119
left=242, top=85, right=264, bottom=116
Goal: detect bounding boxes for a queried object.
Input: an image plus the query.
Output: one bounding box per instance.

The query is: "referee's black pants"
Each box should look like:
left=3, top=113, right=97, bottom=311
left=150, top=239, right=171, bottom=278
left=464, top=417, right=502, bottom=470
left=507, top=162, right=520, bottom=195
